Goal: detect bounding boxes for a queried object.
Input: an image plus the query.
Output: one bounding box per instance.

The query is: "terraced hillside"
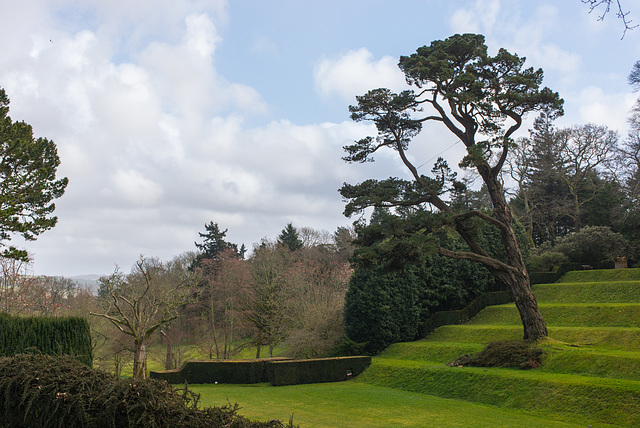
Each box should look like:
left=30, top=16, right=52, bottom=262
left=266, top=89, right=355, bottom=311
left=358, top=269, right=640, bottom=427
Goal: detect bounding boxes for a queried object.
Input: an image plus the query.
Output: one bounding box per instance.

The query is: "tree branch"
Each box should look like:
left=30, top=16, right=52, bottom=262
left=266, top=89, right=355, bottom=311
left=437, top=246, right=516, bottom=274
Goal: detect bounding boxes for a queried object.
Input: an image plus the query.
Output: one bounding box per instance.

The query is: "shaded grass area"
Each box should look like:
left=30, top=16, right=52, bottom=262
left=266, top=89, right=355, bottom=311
left=191, top=382, right=587, bottom=428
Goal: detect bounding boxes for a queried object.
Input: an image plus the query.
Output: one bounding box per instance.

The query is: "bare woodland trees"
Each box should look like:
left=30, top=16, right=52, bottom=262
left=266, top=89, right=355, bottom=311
left=91, top=255, right=199, bottom=379
left=582, top=0, right=637, bottom=37
left=509, top=118, right=619, bottom=246
left=0, top=256, right=83, bottom=315
left=244, top=242, right=294, bottom=358
left=196, top=250, right=250, bottom=359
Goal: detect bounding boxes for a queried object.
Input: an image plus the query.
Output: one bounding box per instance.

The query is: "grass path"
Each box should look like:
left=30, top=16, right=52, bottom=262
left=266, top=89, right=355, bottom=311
left=191, top=382, right=590, bottom=428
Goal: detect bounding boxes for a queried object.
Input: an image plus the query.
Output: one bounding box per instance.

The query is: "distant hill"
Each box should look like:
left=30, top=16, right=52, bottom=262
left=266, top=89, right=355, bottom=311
left=67, top=274, right=102, bottom=294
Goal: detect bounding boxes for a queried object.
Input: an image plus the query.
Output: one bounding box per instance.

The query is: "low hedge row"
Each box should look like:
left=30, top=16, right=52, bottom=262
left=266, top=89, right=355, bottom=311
left=151, top=358, right=291, bottom=384
left=268, top=356, right=371, bottom=386
left=151, top=356, right=372, bottom=386
left=417, top=291, right=512, bottom=338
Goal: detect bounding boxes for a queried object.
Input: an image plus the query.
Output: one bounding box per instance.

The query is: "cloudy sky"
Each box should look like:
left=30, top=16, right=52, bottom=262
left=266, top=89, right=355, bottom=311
left=2, top=0, right=639, bottom=277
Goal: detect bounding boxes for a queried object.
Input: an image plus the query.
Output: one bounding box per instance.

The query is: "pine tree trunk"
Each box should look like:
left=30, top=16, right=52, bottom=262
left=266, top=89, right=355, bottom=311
left=504, top=269, right=548, bottom=340
left=480, top=169, right=548, bottom=340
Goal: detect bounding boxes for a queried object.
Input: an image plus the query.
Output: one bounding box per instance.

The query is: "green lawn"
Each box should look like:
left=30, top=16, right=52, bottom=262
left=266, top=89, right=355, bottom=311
left=190, top=382, right=589, bottom=428
left=178, top=268, right=640, bottom=427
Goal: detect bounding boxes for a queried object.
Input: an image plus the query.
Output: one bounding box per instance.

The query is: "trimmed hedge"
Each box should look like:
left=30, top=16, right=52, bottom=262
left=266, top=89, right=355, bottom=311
left=417, top=291, right=512, bottom=338
left=0, top=313, right=92, bottom=366
left=268, top=356, right=371, bottom=386
left=151, top=358, right=291, bottom=384
left=151, top=356, right=372, bottom=387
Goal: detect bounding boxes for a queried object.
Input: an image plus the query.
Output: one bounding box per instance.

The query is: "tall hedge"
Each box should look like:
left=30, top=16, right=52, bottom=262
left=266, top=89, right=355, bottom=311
left=344, top=267, right=421, bottom=354
left=0, top=313, right=92, bottom=366
left=343, top=209, right=522, bottom=354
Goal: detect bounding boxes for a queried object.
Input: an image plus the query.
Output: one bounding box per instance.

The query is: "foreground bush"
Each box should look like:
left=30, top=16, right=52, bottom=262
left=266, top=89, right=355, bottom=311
left=0, top=354, right=292, bottom=428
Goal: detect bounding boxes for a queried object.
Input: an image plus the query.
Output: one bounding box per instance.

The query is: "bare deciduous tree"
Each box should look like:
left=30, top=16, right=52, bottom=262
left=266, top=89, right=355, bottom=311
left=91, top=254, right=199, bottom=379
left=582, top=0, right=637, bottom=38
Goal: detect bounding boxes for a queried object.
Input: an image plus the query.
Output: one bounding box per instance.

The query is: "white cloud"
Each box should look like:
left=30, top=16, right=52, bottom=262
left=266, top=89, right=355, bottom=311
left=313, top=48, right=406, bottom=103
left=450, top=0, right=500, bottom=34
left=1, top=0, right=634, bottom=276
left=574, top=86, right=636, bottom=133
left=184, top=13, right=220, bottom=58
left=110, top=169, right=165, bottom=206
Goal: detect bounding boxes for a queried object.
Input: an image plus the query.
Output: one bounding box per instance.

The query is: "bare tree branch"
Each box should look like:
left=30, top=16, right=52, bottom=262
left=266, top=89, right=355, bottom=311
left=582, top=0, right=637, bottom=38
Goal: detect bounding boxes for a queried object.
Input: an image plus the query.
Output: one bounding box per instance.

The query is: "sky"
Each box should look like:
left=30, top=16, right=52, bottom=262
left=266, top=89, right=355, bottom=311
left=1, top=0, right=639, bottom=277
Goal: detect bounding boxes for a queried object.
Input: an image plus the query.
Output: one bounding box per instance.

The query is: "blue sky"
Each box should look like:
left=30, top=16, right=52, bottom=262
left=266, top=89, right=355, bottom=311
left=1, top=0, right=639, bottom=276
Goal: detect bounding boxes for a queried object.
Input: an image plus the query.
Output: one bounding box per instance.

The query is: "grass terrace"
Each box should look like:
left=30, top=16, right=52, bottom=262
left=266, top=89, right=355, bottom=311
left=191, top=268, right=640, bottom=427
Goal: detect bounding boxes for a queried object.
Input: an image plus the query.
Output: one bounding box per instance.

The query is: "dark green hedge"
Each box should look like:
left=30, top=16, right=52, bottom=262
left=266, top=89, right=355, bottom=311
left=151, top=358, right=291, bottom=384
left=529, top=263, right=583, bottom=285
left=268, top=356, right=371, bottom=386
left=417, top=291, right=512, bottom=338
left=151, top=356, right=372, bottom=386
left=0, top=313, right=92, bottom=366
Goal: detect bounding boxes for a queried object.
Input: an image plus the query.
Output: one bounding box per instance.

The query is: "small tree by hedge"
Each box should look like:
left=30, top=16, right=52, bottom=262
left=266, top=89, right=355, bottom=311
left=0, top=313, right=92, bottom=366
left=553, top=225, right=628, bottom=267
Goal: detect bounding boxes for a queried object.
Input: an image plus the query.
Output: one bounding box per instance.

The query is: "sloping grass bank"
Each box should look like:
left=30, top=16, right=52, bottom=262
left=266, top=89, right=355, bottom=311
left=366, top=268, right=640, bottom=426
left=358, top=358, right=640, bottom=426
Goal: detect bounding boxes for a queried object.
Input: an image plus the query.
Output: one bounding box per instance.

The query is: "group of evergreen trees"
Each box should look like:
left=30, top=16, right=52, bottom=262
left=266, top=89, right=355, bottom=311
left=343, top=208, right=512, bottom=353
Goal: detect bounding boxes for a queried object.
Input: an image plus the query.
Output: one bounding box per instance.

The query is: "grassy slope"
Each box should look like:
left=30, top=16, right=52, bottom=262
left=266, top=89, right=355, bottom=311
left=192, top=268, right=640, bottom=427
left=362, top=268, right=640, bottom=427
left=191, top=382, right=586, bottom=428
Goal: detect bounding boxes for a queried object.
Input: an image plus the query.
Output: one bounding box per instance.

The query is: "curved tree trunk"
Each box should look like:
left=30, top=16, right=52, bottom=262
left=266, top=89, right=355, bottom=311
left=478, top=169, right=548, bottom=340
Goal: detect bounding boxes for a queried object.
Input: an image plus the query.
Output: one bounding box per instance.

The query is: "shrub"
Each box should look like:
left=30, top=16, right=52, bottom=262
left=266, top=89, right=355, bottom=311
left=554, top=226, right=628, bottom=266
left=448, top=340, right=544, bottom=370
left=527, top=251, right=569, bottom=273
left=150, top=358, right=291, bottom=384
left=344, top=267, right=421, bottom=354
left=0, top=354, right=292, bottom=428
